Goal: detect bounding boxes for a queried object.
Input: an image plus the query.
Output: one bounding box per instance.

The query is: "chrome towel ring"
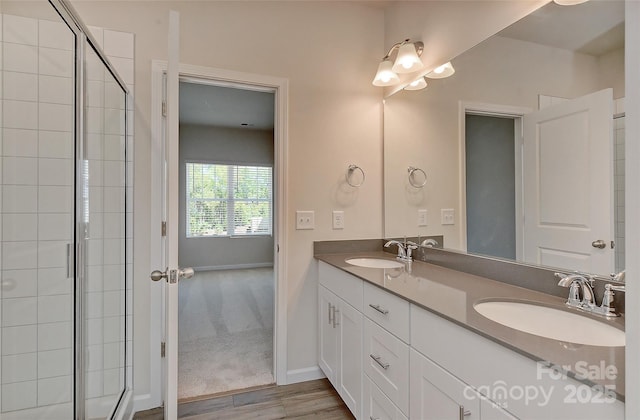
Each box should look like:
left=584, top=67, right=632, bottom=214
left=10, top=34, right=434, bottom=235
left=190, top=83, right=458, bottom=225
left=408, top=166, right=427, bottom=188
left=346, top=164, right=365, bottom=187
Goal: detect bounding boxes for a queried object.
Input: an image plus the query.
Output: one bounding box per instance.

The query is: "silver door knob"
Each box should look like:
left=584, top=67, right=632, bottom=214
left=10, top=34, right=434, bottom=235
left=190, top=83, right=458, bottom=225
left=150, top=267, right=194, bottom=283
left=592, top=240, right=607, bottom=249
left=150, top=268, right=168, bottom=282
left=178, top=267, right=195, bottom=279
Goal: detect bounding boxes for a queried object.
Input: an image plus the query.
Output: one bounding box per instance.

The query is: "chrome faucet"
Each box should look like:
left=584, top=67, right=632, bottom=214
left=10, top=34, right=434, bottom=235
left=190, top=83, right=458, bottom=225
left=595, top=283, right=625, bottom=317
left=384, top=239, right=417, bottom=262
left=556, top=272, right=624, bottom=317
left=421, top=238, right=439, bottom=248
left=384, top=240, right=406, bottom=259
left=405, top=241, right=418, bottom=261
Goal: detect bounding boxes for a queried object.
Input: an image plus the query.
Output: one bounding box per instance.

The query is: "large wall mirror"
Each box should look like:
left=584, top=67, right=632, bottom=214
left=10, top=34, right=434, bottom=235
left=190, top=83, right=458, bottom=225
left=384, top=0, right=625, bottom=277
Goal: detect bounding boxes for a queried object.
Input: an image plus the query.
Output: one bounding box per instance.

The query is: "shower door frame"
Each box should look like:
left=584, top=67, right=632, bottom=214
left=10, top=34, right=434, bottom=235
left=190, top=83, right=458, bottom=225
left=47, top=1, right=134, bottom=419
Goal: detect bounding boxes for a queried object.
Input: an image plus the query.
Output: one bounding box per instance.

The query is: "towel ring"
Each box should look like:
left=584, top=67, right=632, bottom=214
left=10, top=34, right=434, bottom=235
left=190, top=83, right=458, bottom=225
left=408, top=166, right=427, bottom=188
left=346, top=164, right=365, bottom=187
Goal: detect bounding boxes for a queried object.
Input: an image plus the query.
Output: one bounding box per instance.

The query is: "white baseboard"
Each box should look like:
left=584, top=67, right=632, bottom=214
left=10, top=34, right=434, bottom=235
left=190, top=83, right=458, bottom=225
left=194, top=262, right=274, bottom=272
left=132, top=393, right=161, bottom=415
left=286, top=366, right=326, bottom=384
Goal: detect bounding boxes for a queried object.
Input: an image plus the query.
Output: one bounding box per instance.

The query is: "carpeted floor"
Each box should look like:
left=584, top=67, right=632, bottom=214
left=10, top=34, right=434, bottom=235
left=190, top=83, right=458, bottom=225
left=178, top=268, right=275, bottom=400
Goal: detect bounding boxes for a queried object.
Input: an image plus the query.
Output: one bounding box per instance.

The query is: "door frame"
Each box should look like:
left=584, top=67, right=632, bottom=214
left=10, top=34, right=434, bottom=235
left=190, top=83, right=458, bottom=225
left=149, top=60, right=288, bottom=407
left=458, top=101, right=531, bottom=257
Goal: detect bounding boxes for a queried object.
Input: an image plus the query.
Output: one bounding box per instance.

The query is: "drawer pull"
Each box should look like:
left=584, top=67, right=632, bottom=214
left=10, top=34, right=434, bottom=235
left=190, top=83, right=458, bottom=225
left=328, top=303, right=333, bottom=325
left=370, top=417, right=380, bottom=420
left=370, top=354, right=390, bottom=370
left=369, top=303, right=389, bottom=315
left=459, top=406, right=471, bottom=419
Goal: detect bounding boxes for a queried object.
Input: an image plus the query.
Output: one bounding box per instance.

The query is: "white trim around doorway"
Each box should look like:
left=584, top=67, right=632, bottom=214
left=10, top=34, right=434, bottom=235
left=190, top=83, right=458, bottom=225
left=148, top=60, right=288, bottom=410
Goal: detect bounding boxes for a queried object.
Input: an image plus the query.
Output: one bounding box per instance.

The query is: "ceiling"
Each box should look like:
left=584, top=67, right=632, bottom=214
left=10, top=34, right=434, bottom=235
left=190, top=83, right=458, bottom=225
left=179, top=81, right=275, bottom=130
left=498, top=0, right=624, bottom=56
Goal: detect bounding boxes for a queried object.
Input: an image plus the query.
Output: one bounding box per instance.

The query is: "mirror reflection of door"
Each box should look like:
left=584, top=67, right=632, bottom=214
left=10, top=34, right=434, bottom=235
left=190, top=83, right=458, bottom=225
left=522, top=89, right=614, bottom=275
left=465, top=89, right=615, bottom=274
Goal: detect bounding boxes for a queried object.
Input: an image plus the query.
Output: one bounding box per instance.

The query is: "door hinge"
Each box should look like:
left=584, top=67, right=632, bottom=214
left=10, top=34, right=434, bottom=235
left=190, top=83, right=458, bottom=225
left=162, top=221, right=167, bottom=237
left=161, top=342, right=166, bottom=358
left=162, top=101, right=167, bottom=117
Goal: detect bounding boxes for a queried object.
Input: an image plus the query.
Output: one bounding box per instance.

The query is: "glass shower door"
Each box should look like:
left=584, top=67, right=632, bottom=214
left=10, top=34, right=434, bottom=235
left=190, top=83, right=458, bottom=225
left=0, top=5, right=76, bottom=419
left=83, top=40, right=128, bottom=419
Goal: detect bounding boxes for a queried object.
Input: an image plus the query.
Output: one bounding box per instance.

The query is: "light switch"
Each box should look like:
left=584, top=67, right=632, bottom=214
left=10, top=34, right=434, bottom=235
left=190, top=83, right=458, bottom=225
left=296, top=211, right=315, bottom=230
left=418, top=209, right=428, bottom=226
left=332, top=211, right=344, bottom=229
left=441, top=209, right=455, bottom=225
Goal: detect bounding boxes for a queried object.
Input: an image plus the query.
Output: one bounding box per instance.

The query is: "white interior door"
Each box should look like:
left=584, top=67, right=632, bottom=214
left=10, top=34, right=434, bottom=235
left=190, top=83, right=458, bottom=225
left=149, top=10, right=194, bottom=419
left=522, top=88, right=614, bottom=274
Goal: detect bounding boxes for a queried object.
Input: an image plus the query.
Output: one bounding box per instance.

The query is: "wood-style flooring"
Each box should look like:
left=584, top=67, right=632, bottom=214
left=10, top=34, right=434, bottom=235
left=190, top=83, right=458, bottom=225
left=133, top=379, right=354, bottom=419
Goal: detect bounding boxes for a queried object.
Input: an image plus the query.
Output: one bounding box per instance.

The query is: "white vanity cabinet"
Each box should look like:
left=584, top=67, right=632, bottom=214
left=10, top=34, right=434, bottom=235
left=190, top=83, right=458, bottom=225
left=410, top=305, right=624, bottom=420
left=318, top=263, right=363, bottom=419
left=409, top=348, right=481, bottom=420
left=317, top=261, right=624, bottom=420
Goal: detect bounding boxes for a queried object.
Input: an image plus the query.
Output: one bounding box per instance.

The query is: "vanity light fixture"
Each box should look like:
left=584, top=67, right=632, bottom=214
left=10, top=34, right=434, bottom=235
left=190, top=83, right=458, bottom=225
left=404, top=77, right=427, bottom=91
left=372, top=39, right=424, bottom=87
left=425, top=61, right=455, bottom=79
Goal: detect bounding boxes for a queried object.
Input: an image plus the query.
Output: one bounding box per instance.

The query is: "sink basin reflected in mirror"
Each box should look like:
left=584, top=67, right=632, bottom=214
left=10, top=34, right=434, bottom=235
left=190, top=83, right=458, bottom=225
left=345, top=258, right=404, bottom=269
left=474, top=301, right=625, bottom=347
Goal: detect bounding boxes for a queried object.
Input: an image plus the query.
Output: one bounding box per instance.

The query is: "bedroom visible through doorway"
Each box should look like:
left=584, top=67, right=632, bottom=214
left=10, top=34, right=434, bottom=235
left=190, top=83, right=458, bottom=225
left=177, top=80, right=276, bottom=400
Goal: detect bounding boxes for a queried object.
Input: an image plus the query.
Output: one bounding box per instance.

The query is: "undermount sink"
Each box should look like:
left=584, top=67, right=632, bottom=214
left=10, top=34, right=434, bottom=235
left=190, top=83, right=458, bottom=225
left=345, top=258, right=404, bottom=269
left=474, top=300, right=625, bottom=347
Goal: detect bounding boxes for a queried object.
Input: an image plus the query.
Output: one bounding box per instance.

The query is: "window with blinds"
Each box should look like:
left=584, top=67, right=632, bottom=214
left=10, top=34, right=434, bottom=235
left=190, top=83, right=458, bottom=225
left=186, top=162, right=273, bottom=237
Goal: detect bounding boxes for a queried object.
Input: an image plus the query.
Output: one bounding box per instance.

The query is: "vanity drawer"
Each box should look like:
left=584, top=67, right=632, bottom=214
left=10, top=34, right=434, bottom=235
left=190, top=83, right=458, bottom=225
left=363, top=375, right=408, bottom=420
left=364, top=281, right=410, bottom=342
left=319, top=261, right=363, bottom=311
left=364, top=318, right=409, bottom=415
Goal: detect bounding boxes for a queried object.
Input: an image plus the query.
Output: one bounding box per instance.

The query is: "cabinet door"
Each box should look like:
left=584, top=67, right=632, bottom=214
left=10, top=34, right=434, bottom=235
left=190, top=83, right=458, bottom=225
left=337, top=299, right=363, bottom=419
left=364, top=376, right=408, bottom=420
left=318, top=286, right=338, bottom=386
left=410, top=349, right=480, bottom=420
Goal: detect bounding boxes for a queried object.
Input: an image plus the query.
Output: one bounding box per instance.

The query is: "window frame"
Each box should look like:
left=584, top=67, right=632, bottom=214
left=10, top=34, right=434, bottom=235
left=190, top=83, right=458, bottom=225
left=185, top=160, right=273, bottom=238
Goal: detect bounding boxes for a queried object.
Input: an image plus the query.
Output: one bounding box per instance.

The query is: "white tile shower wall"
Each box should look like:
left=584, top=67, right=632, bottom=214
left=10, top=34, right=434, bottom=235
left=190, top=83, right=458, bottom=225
left=1, top=13, right=75, bottom=411
left=0, top=13, right=134, bottom=414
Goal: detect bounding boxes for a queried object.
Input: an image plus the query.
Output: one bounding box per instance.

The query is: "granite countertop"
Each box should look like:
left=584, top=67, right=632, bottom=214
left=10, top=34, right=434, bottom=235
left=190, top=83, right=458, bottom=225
left=315, top=251, right=625, bottom=400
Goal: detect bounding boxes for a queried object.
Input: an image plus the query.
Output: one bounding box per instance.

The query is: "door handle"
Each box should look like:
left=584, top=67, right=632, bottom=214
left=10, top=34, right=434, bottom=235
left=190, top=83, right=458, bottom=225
left=459, top=406, right=471, bottom=419
left=150, top=268, right=168, bottom=282
left=592, top=240, right=607, bottom=249
left=150, top=267, right=194, bottom=283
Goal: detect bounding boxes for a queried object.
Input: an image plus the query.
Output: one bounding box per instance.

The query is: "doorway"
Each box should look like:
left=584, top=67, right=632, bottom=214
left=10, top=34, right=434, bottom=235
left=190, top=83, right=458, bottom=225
left=176, top=80, right=276, bottom=400
left=465, top=114, right=517, bottom=260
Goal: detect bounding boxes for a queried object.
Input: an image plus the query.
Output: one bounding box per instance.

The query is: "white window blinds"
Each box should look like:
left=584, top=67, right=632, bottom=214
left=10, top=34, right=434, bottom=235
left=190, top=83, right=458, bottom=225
left=186, top=162, right=272, bottom=237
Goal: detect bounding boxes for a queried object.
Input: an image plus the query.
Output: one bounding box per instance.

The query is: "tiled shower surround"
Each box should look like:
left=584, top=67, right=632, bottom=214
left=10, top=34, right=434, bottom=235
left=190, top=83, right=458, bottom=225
left=0, top=12, right=134, bottom=418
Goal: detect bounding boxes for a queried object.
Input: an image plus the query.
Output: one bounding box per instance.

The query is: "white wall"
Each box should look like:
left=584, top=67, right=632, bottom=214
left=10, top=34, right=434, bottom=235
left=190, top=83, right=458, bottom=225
left=68, top=0, right=385, bottom=405
left=178, top=124, right=274, bottom=270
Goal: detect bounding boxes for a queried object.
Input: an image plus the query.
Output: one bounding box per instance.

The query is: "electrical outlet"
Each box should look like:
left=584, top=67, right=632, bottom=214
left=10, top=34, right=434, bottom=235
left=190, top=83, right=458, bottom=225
left=332, top=211, right=344, bottom=229
left=296, top=211, right=315, bottom=230
left=418, top=209, right=428, bottom=226
left=441, top=208, right=455, bottom=225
